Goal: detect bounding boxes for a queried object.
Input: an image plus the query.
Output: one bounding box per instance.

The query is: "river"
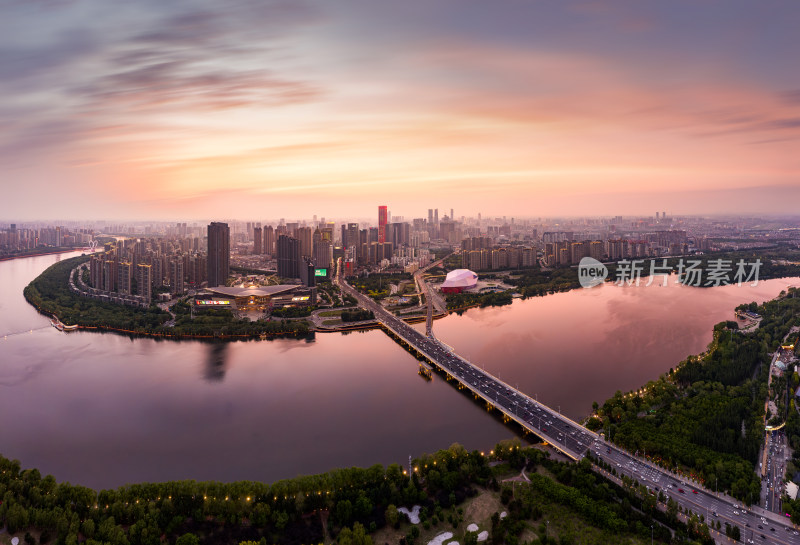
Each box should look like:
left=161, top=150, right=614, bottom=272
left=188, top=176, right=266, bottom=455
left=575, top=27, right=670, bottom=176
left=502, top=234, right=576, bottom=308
left=0, top=252, right=796, bottom=489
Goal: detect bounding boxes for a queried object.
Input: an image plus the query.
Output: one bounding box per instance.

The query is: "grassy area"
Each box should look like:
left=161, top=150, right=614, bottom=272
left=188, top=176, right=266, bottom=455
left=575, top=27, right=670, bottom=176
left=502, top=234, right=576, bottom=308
left=318, top=309, right=345, bottom=317
left=346, top=272, right=413, bottom=300
left=321, top=319, right=342, bottom=326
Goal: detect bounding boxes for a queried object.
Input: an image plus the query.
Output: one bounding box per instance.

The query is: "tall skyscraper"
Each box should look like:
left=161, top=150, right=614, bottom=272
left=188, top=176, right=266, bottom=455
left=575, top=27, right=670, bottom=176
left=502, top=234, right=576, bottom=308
left=378, top=205, right=388, bottom=243
left=343, top=223, right=359, bottom=249
left=390, top=222, right=409, bottom=247
left=207, top=222, right=230, bottom=288
left=277, top=235, right=300, bottom=279
left=313, top=239, right=333, bottom=271
left=296, top=226, right=313, bottom=258
left=253, top=226, right=263, bottom=255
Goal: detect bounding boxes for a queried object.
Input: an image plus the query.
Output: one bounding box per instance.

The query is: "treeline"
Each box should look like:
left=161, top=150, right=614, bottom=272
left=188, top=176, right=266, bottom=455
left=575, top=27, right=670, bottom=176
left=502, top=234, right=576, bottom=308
left=170, top=301, right=310, bottom=337
left=340, top=309, right=375, bottom=322
left=269, top=306, right=316, bottom=318
left=505, top=267, right=581, bottom=297
left=0, top=440, right=711, bottom=545
left=593, top=287, right=800, bottom=504
left=0, top=444, right=490, bottom=545
left=24, top=256, right=310, bottom=339
left=445, top=291, right=512, bottom=310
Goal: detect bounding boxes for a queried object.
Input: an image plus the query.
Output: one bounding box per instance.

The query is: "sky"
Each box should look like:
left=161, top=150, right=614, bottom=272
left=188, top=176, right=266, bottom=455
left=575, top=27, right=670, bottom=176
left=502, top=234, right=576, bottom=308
left=2, top=0, right=800, bottom=222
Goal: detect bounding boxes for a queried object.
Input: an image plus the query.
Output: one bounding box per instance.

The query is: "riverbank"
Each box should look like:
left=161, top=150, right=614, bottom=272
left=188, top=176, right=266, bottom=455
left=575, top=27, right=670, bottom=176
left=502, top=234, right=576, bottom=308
left=24, top=255, right=312, bottom=341
left=0, top=247, right=92, bottom=261
left=592, top=286, right=800, bottom=505
left=442, top=248, right=800, bottom=313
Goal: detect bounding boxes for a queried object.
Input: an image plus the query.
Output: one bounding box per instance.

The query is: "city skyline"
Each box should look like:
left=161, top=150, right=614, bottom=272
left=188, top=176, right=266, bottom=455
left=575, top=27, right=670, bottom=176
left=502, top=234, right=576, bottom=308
left=2, top=1, right=800, bottom=221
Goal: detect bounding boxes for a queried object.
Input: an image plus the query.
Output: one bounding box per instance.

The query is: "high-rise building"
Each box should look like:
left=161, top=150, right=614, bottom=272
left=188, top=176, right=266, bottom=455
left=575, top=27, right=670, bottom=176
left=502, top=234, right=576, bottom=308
left=137, top=263, right=152, bottom=305
left=299, top=257, right=317, bottom=289
left=118, top=261, right=133, bottom=295
left=263, top=225, right=275, bottom=255
left=343, top=223, right=359, bottom=250
left=207, top=222, right=230, bottom=288
left=253, top=226, right=263, bottom=255
left=389, top=222, right=409, bottom=247
left=313, top=238, right=333, bottom=271
left=103, top=259, right=117, bottom=292
left=277, top=235, right=300, bottom=279
left=152, top=255, right=165, bottom=288
left=296, top=226, right=313, bottom=258
left=378, top=205, right=388, bottom=243
left=170, top=258, right=184, bottom=295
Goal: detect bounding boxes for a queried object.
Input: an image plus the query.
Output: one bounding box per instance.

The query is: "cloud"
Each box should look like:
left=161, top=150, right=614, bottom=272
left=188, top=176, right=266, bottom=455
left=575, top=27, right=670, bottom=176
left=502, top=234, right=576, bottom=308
left=783, top=90, right=800, bottom=104
left=75, top=62, right=323, bottom=112
left=0, top=29, right=99, bottom=91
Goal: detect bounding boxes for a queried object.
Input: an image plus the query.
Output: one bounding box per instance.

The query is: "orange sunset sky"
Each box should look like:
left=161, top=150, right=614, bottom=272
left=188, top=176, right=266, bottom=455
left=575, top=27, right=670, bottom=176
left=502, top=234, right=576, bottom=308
left=2, top=1, right=800, bottom=221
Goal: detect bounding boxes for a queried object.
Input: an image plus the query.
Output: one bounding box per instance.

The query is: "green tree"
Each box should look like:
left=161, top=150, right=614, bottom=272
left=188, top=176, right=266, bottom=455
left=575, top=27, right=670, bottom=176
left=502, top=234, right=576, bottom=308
left=385, top=504, right=399, bottom=527
left=176, top=534, right=200, bottom=545
left=338, top=522, right=373, bottom=545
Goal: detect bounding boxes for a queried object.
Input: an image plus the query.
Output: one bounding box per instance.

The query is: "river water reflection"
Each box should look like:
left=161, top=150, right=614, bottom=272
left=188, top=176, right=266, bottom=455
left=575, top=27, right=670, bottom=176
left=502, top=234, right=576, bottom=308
left=0, top=252, right=796, bottom=489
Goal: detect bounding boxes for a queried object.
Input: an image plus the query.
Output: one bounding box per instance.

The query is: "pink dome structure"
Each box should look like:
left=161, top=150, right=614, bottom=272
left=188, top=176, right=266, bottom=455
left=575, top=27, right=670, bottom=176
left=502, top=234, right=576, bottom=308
left=440, top=269, right=478, bottom=294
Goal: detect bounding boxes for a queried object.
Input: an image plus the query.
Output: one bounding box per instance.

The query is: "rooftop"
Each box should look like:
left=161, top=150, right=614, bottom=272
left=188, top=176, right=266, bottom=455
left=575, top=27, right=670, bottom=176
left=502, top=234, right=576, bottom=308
left=205, top=285, right=299, bottom=297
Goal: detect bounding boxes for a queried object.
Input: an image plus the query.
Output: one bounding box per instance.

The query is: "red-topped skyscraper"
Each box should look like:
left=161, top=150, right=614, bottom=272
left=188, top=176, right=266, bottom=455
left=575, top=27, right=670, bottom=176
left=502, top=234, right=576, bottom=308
left=378, top=205, right=388, bottom=243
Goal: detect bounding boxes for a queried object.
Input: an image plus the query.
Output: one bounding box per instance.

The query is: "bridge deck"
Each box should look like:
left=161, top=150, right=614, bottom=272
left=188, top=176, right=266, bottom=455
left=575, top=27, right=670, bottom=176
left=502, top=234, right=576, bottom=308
left=382, top=321, right=597, bottom=460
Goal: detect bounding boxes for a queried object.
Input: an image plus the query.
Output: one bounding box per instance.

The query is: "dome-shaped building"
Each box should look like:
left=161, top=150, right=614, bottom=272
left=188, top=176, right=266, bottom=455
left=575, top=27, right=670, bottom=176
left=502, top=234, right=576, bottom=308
left=440, top=269, right=478, bottom=294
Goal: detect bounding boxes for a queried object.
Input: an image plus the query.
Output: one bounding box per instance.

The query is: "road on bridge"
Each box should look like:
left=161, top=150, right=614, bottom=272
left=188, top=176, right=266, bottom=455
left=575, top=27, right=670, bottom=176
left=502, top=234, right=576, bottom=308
left=335, top=260, right=800, bottom=544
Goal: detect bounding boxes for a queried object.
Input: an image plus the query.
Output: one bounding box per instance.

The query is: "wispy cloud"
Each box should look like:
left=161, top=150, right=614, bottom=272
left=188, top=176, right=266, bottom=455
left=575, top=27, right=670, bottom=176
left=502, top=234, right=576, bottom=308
left=2, top=0, right=800, bottom=219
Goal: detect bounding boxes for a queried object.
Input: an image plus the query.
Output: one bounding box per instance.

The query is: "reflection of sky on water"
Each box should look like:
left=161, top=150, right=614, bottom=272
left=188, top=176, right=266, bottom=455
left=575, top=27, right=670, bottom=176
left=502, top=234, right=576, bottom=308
left=1, top=252, right=797, bottom=489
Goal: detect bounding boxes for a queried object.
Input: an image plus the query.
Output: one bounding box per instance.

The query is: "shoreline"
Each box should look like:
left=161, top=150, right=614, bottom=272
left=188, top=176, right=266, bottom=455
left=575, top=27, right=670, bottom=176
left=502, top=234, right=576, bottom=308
left=0, top=247, right=89, bottom=262
left=23, top=251, right=800, bottom=342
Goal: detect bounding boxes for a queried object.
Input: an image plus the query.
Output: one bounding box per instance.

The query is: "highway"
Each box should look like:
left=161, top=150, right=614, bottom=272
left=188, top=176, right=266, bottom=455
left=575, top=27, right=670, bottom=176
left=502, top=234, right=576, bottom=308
left=764, top=430, right=789, bottom=514
left=335, top=261, right=800, bottom=544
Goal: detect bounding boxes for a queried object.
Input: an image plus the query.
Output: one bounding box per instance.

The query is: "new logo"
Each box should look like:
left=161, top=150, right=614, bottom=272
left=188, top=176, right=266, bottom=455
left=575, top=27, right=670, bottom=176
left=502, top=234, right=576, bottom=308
left=578, top=257, right=608, bottom=288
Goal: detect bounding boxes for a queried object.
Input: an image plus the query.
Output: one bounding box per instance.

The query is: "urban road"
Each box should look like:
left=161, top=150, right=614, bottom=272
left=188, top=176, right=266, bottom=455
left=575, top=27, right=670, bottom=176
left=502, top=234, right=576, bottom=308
left=335, top=267, right=800, bottom=545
